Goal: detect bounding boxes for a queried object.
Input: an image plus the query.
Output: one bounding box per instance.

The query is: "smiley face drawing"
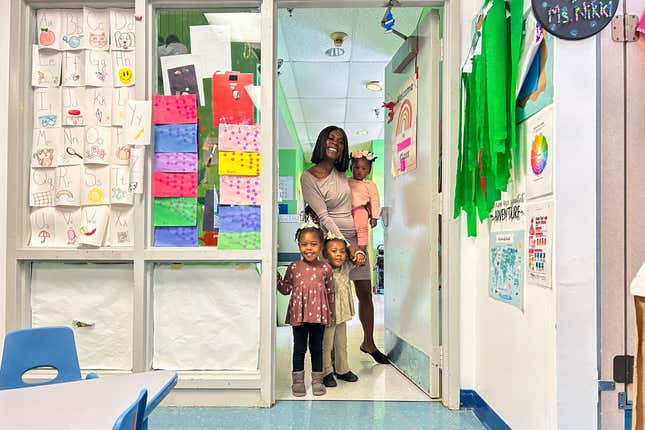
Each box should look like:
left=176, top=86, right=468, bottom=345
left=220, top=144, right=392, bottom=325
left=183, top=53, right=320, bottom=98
left=118, top=68, right=133, bottom=84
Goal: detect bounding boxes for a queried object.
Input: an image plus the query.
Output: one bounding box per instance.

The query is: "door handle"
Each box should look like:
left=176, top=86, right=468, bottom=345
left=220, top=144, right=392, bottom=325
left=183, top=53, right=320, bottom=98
left=381, top=207, right=390, bottom=227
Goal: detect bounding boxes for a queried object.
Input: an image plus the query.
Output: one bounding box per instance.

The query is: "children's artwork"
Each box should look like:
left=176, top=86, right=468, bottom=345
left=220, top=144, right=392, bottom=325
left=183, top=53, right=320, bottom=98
left=153, top=124, right=198, bottom=153
left=61, top=51, right=84, bottom=86
left=111, top=127, right=130, bottom=165
left=55, top=165, right=82, bottom=206
left=527, top=201, right=553, bottom=288
left=106, top=206, right=134, bottom=246
left=152, top=172, right=198, bottom=197
left=32, top=46, right=62, bottom=87
left=30, top=168, right=56, bottom=207
left=61, top=9, right=84, bottom=50
left=30, top=207, right=56, bottom=246
left=129, top=146, right=145, bottom=194
left=219, top=176, right=260, bottom=205
left=219, top=205, right=260, bottom=232
left=218, top=124, right=260, bottom=152
left=54, top=207, right=81, bottom=246
left=154, top=226, right=198, bottom=247
left=390, top=75, right=418, bottom=177
left=153, top=152, right=198, bottom=173
left=489, top=230, right=524, bottom=310
left=84, top=126, right=111, bottom=164
left=81, top=165, right=110, bottom=205
left=31, top=129, right=60, bottom=168
left=124, top=100, right=152, bottom=146
left=58, top=127, right=84, bottom=166
left=212, top=73, right=254, bottom=125
left=78, top=205, right=109, bottom=247
left=525, top=106, right=553, bottom=199
left=85, top=87, right=112, bottom=126
left=85, top=49, right=112, bottom=86
left=160, top=54, right=205, bottom=106
left=83, top=7, right=109, bottom=50
left=218, top=232, right=261, bottom=250
left=110, top=165, right=133, bottom=205
left=109, top=9, right=135, bottom=50
left=152, top=94, right=197, bottom=124
left=153, top=197, right=198, bottom=226
left=112, top=50, right=135, bottom=87
left=37, top=9, right=62, bottom=50
left=218, top=151, right=260, bottom=176
left=517, top=34, right=554, bottom=122
left=61, top=87, right=86, bottom=126
left=189, top=25, right=232, bottom=79
left=112, top=86, right=135, bottom=126
left=34, top=87, right=61, bottom=129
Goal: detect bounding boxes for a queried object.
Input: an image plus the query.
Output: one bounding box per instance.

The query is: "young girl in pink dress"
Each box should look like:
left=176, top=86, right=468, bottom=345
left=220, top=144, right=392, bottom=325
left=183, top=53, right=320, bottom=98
left=348, top=150, right=380, bottom=251
left=277, top=224, right=334, bottom=397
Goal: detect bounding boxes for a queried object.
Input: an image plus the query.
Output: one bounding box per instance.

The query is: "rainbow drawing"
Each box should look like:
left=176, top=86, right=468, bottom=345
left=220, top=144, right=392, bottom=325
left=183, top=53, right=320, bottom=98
left=395, top=99, right=413, bottom=135
left=531, top=133, right=549, bottom=175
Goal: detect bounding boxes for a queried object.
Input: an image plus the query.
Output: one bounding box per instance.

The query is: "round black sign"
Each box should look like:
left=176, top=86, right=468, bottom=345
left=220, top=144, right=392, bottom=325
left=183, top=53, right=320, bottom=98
left=532, top=0, right=619, bottom=40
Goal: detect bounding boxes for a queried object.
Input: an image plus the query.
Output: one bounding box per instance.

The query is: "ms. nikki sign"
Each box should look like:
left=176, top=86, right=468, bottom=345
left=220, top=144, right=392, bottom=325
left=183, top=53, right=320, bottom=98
left=532, top=0, right=618, bottom=40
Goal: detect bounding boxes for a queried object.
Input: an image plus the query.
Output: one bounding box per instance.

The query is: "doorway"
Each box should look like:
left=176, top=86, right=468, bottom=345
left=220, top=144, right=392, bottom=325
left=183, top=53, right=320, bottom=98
left=275, top=5, right=443, bottom=402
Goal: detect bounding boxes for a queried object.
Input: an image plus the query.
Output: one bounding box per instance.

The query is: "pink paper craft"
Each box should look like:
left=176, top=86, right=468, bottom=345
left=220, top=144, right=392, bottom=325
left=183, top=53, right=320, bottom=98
left=639, top=11, right=645, bottom=33
left=218, top=124, right=261, bottom=152
left=152, top=172, right=198, bottom=197
left=219, top=176, right=261, bottom=205
left=152, top=94, right=197, bottom=124
left=154, top=153, right=198, bottom=173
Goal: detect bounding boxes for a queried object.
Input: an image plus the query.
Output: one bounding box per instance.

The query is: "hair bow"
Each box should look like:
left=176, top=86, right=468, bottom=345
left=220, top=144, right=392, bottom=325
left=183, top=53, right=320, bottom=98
left=351, top=150, right=377, bottom=162
left=325, top=232, right=345, bottom=241
left=299, top=221, right=320, bottom=230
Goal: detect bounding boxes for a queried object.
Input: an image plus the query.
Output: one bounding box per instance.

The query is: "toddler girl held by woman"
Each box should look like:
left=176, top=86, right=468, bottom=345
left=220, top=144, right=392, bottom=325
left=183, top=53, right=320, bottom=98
left=348, top=151, right=380, bottom=251
left=322, top=233, right=359, bottom=387
left=277, top=224, right=334, bottom=397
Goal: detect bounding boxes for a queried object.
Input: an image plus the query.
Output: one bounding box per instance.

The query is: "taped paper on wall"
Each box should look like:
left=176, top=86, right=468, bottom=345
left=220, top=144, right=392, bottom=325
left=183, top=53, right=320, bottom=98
left=153, top=197, right=197, bottom=226
left=489, top=230, right=524, bottom=310
left=218, top=124, right=260, bottom=152
left=219, top=176, right=260, bottom=205
left=85, top=49, right=112, bottom=86
left=61, top=87, right=86, bottom=126
left=219, top=205, right=261, bottom=232
left=154, top=226, right=198, bottom=247
left=153, top=124, right=197, bottom=153
left=109, top=8, right=135, bottom=51
left=110, top=165, right=133, bottom=205
left=204, top=13, right=261, bottom=43
left=525, top=106, right=554, bottom=199
left=58, top=128, right=84, bottom=166
left=152, top=172, right=198, bottom=197
left=37, top=9, right=62, bottom=50
left=106, top=206, right=134, bottom=246
left=32, top=129, right=60, bottom=168
left=83, top=126, right=111, bottom=164
left=123, top=100, right=151, bottom=146
left=527, top=200, right=554, bottom=288
left=129, top=146, right=145, bottom=194
left=189, top=25, right=232, bottom=78
left=160, top=54, right=205, bottom=106
left=211, top=73, right=254, bottom=125
left=152, top=94, right=197, bottom=124
left=61, top=9, right=84, bottom=50
left=78, top=205, right=109, bottom=247
left=112, top=50, right=135, bottom=87
left=61, top=51, right=85, bottom=86
left=83, top=7, right=109, bottom=50
left=218, top=232, right=261, bottom=250
left=153, top=152, right=198, bottom=173
left=112, top=86, right=135, bottom=126
left=111, top=127, right=130, bottom=165
left=81, top=165, right=110, bottom=205
left=32, top=46, right=62, bottom=87
left=30, top=168, right=56, bottom=207
left=55, top=165, right=82, bottom=206
left=53, top=207, right=81, bottom=246
left=29, top=207, right=56, bottom=246
left=218, top=151, right=260, bottom=176
left=85, top=87, right=112, bottom=126
left=34, top=87, right=61, bottom=129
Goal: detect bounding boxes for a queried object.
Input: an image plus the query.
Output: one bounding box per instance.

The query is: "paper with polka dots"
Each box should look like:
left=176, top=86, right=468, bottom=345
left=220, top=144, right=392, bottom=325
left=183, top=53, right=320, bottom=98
left=218, top=205, right=260, bottom=233
left=153, top=124, right=198, bottom=153
left=218, top=151, right=260, bottom=176
left=154, top=226, right=198, bottom=247
left=153, top=197, right=197, bottom=226
left=152, top=172, right=198, bottom=197
left=154, top=152, right=198, bottom=173
left=217, top=231, right=261, bottom=250
left=218, top=124, right=261, bottom=152
left=152, top=94, right=197, bottom=124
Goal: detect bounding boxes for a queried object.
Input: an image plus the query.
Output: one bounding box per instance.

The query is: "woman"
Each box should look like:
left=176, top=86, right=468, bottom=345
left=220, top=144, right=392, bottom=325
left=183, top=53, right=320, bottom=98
left=301, top=125, right=389, bottom=364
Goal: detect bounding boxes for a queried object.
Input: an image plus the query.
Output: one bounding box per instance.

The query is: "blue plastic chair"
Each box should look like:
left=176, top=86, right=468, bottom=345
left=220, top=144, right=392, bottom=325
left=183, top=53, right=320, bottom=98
left=0, top=326, right=97, bottom=390
left=113, top=389, right=148, bottom=430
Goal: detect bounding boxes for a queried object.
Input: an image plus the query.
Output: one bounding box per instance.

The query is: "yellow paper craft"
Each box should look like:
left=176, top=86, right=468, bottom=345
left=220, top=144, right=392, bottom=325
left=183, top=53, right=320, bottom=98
left=218, top=151, right=261, bottom=176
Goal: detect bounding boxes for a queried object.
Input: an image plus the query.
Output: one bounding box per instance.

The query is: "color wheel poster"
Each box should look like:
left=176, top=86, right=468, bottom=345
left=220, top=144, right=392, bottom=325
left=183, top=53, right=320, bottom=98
left=489, top=230, right=524, bottom=310
left=390, top=75, right=418, bottom=177
left=526, top=105, right=553, bottom=199
left=527, top=200, right=553, bottom=288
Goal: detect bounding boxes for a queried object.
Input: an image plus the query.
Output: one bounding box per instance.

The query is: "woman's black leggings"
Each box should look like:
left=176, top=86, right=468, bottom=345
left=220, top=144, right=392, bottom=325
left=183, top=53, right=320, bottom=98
left=292, top=323, right=325, bottom=372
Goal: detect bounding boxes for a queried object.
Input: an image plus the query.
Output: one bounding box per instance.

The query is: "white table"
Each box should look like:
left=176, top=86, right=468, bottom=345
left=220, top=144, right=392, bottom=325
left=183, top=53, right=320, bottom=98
left=0, top=370, right=177, bottom=429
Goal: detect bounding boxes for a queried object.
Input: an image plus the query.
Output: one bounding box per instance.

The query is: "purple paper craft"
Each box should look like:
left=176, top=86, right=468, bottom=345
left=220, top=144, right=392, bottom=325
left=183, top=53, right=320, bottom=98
left=154, top=226, right=198, bottom=247
left=154, top=124, right=198, bottom=153
left=154, top=153, right=198, bottom=173
left=218, top=205, right=261, bottom=233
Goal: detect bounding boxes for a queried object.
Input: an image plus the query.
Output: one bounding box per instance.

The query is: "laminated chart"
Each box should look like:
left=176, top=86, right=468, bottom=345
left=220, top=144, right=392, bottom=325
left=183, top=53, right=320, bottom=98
left=152, top=94, right=199, bottom=246
left=28, top=8, right=140, bottom=248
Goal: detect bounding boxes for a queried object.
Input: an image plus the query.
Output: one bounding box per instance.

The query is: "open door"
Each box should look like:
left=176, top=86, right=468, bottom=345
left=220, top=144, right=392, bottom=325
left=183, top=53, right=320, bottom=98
left=383, top=10, right=441, bottom=398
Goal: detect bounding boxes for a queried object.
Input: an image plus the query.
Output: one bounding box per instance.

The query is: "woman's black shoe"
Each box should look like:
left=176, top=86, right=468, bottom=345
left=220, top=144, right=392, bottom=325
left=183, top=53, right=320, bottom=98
left=335, top=371, right=359, bottom=382
left=360, top=346, right=390, bottom=364
left=322, top=373, right=337, bottom=387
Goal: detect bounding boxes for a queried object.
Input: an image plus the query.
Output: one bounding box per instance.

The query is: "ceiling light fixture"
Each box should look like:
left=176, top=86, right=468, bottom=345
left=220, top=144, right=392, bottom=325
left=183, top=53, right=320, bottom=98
left=356, top=130, right=369, bottom=136
left=325, top=32, right=348, bottom=57
left=365, top=80, right=383, bottom=92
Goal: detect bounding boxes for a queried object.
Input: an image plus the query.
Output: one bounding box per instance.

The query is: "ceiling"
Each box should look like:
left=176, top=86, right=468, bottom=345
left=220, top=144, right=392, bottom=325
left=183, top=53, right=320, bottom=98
left=277, top=7, right=424, bottom=157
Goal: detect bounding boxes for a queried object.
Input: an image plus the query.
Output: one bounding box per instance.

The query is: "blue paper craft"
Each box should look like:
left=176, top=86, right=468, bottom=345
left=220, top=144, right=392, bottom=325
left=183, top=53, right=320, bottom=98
left=218, top=206, right=261, bottom=233
left=154, top=226, right=198, bottom=247
left=154, top=124, right=198, bottom=153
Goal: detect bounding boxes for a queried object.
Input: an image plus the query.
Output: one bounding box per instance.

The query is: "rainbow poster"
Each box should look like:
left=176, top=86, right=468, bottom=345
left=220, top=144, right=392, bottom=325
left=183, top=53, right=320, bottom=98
left=390, top=75, right=418, bottom=177
left=525, top=105, right=554, bottom=199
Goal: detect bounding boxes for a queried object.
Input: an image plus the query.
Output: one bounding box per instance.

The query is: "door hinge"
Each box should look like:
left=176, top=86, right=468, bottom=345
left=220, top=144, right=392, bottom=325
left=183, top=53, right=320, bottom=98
left=612, top=15, right=639, bottom=42
left=432, top=193, right=443, bottom=215
left=598, top=380, right=616, bottom=392
left=619, top=392, right=633, bottom=410
left=431, top=346, right=443, bottom=369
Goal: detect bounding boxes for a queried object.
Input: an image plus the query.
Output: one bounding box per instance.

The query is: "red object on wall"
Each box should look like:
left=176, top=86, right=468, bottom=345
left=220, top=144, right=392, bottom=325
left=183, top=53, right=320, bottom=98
left=212, top=72, right=254, bottom=126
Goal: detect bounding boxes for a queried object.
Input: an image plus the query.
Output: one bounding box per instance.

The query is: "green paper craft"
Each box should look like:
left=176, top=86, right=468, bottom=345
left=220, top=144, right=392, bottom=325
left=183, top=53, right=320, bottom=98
left=153, top=197, right=198, bottom=226
left=217, top=232, right=261, bottom=250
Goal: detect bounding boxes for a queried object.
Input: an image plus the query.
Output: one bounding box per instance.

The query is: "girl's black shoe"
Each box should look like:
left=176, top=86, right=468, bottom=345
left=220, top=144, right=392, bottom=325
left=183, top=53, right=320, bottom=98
left=322, top=373, right=337, bottom=387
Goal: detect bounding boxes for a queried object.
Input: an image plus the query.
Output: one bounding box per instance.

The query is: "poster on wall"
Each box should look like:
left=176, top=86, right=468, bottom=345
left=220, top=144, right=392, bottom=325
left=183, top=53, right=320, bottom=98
left=525, top=105, right=554, bottom=199
left=516, top=31, right=554, bottom=122
left=527, top=200, right=553, bottom=288
left=390, top=75, right=418, bottom=177
left=489, top=230, right=524, bottom=310
left=490, top=192, right=526, bottom=232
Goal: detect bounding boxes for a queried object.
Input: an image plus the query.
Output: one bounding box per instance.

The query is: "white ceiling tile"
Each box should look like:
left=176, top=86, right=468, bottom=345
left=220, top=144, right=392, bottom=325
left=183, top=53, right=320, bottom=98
left=346, top=98, right=384, bottom=123
left=347, top=62, right=387, bottom=98
left=278, top=61, right=299, bottom=99
left=344, top=123, right=384, bottom=146
left=286, top=98, right=305, bottom=124
left=300, top=98, right=346, bottom=124
left=291, top=62, right=350, bottom=98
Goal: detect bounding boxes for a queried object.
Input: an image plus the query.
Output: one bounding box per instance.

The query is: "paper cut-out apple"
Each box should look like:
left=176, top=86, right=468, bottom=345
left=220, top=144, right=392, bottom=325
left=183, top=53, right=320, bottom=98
left=39, top=28, right=55, bottom=46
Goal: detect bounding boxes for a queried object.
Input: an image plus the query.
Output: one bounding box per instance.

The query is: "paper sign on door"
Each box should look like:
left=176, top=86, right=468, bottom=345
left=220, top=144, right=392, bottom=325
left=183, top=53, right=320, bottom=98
left=32, top=46, right=62, bottom=87
left=32, top=129, right=60, bottom=168
left=212, top=72, right=254, bottom=125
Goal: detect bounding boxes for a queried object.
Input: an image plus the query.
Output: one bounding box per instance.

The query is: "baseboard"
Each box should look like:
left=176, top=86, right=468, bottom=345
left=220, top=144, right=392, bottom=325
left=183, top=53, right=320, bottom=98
left=460, top=390, right=512, bottom=430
